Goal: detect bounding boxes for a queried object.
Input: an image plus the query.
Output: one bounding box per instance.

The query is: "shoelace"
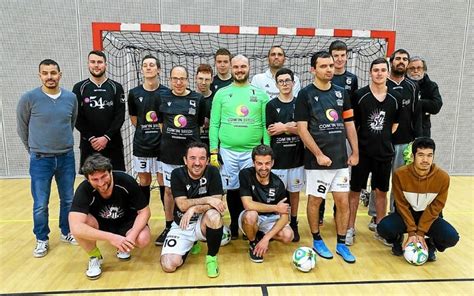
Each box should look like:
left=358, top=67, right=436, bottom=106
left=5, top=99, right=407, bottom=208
left=89, top=258, right=101, bottom=269
left=36, top=241, right=48, bottom=249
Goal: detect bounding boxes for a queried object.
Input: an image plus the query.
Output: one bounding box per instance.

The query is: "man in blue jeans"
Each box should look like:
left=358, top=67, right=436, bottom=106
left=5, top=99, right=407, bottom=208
left=17, top=59, right=79, bottom=258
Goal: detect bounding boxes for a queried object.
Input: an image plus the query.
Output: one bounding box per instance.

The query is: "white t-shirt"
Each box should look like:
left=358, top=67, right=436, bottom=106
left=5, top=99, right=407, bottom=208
left=251, top=69, right=301, bottom=99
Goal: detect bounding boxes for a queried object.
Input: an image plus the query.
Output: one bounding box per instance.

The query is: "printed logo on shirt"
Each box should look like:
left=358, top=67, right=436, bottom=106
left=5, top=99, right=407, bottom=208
left=190, top=100, right=196, bottom=107
left=336, top=99, right=343, bottom=106
left=99, top=205, right=125, bottom=220
left=325, top=109, right=339, bottom=122
left=145, top=111, right=159, bottom=123
left=276, top=108, right=281, bottom=113
left=368, top=109, right=386, bottom=133
left=346, top=77, right=352, bottom=85
left=120, top=94, right=126, bottom=103
left=236, top=105, right=249, bottom=117
left=139, top=96, right=143, bottom=103
left=167, top=101, right=172, bottom=106
left=334, top=91, right=342, bottom=99
left=85, top=96, right=112, bottom=109
left=313, top=96, right=319, bottom=102
left=173, top=115, right=188, bottom=127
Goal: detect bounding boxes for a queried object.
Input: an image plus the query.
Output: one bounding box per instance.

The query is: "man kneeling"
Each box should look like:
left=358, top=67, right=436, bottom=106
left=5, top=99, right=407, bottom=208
left=239, top=144, right=294, bottom=263
left=69, top=154, right=151, bottom=280
left=160, top=142, right=225, bottom=278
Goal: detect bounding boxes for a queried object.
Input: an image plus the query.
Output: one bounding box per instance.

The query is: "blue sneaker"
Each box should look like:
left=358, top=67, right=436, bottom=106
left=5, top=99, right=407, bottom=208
left=336, top=243, right=356, bottom=263
left=313, top=239, right=333, bottom=259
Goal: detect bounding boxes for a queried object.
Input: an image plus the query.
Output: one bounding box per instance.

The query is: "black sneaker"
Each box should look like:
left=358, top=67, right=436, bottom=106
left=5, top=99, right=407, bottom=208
left=427, top=237, right=437, bottom=261
left=290, top=223, right=300, bottom=242
left=155, top=227, right=170, bottom=246
left=248, top=241, right=263, bottom=263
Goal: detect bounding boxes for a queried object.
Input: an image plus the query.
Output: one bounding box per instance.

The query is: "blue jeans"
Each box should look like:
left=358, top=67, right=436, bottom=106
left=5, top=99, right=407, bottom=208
left=29, top=150, right=76, bottom=241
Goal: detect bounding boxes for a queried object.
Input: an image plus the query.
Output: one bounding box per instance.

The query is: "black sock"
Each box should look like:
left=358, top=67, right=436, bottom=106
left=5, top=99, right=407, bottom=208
left=139, top=185, right=151, bottom=205
left=290, top=216, right=298, bottom=227
left=226, top=189, right=242, bottom=231
left=159, top=185, right=165, bottom=206
left=312, top=232, right=322, bottom=241
left=166, top=220, right=172, bottom=229
left=337, top=234, right=346, bottom=244
left=206, top=226, right=223, bottom=256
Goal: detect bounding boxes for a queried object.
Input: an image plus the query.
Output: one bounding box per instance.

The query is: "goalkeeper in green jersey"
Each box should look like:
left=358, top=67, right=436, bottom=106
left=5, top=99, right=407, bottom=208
left=209, top=54, right=270, bottom=239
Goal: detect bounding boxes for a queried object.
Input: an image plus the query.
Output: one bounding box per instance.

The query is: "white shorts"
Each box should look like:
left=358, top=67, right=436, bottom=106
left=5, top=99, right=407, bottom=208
left=305, top=168, right=350, bottom=199
left=238, top=211, right=282, bottom=235
left=220, top=147, right=253, bottom=190
left=132, top=156, right=162, bottom=174
left=273, top=166, right=305, bottom=193
left=162, top=163, right=182, bottom=187
left=160, top=216, right=205, bottom=256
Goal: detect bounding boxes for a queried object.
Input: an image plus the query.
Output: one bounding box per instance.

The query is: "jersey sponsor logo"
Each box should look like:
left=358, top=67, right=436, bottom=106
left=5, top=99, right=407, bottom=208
left=173, top=115, right=188, bottom=127
left=200, top=177, right=208, bottom=186
left=190, top=100, right=196, bottom=107
left=145, top=111, right=158, bottom=123
left=325, top=109, right=339, bottom=122
left=99, top=205, right=125, bottom=220
left=188, top=107, right=196, bottom=115
left=334, top=91, right=342, bottom=98
left=336, top=99, right=343, bottom=106
left=369, top=109, right=386, bottom=133
left=86, top=96, right=112, bottom=109
left=236, top=105, right=249, bottom=117
left=249, top=96, right=258, bottom=102
left=346, top=77, right=352, bottom=85
left=266, top=188, right=276, bottom=203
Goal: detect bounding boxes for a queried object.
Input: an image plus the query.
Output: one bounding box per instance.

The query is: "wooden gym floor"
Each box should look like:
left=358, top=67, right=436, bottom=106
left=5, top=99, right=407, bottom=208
left=0, top=176, right=473, bottom=295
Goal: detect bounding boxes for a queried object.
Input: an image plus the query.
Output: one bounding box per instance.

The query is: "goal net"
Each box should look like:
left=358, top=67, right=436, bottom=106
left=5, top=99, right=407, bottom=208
left=92, top=23, right=396, bottom=174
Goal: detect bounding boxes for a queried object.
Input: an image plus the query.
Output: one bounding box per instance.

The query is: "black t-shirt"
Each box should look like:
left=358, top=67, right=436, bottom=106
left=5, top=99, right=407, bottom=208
left=128, top=84, right=169, bottom=157
left=294, top=83, right=354, bottom=170
left=353, top=85, right=401, bottom=161
left=170, top=165, right=223, bottom=224
left=160, top=90, right=206, bottom=165
left=387, top=78, right=422, bottom=144
left=200, top=91, right=215, bottom=145
left=73, top=78, right=125, bottom=148
left=239, top=167, right=288, bottom=216
left=265, top=97, right=304, bottom=169
left=71, top=171, right=147, bottom=227
left=332, top=70, right=358, bottom=96
left=211, top=75, right=233, bottom=93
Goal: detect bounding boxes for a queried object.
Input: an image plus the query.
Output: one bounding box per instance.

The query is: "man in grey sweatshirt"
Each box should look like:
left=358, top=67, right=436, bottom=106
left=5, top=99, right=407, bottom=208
left=17, top=59, right=79, bottom=258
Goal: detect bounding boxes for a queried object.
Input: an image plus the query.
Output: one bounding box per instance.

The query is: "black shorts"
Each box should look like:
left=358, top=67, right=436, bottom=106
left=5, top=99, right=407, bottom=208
left=99, top=219, right=135, bottom=236
left=350, top=154, right=392, bottom=192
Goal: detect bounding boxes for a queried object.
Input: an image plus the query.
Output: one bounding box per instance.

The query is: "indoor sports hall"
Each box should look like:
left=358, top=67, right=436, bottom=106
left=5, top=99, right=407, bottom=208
left=1, top=1, right=472, bottom=295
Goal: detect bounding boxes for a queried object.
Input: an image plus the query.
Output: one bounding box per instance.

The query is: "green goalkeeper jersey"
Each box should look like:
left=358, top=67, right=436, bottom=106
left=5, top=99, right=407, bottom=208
left=209, top=83, right=270, bottom=152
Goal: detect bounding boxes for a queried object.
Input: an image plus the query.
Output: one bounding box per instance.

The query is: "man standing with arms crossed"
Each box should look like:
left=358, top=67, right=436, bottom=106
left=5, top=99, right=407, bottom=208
left=295, top=51, right=358, bottom=263
left=73, top=50, right=126, bottom=172
left=17, top=59, right=78, bottom=257
left=265, top=68, right=304, bottom=242
left=209, top=54, right=270, bottom=239
left=251, top=45, right=301, bottom=98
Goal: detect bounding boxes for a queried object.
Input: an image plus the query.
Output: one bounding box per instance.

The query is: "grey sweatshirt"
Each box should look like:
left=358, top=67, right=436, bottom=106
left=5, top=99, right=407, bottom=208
left=17, top=87, right=78, bottom=154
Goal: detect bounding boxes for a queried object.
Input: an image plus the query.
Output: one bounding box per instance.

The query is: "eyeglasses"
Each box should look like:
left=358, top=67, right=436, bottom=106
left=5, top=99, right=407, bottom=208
left=277, top=79, right=293, bottom=85
left=171, top=77, right=188, bottom=83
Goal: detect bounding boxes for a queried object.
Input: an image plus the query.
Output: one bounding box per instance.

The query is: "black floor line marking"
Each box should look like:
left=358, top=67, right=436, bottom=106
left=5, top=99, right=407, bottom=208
left=7, top=278, right=474, bottom=295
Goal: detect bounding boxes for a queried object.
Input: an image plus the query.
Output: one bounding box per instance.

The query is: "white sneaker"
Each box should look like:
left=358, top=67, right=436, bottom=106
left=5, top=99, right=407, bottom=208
left=374, top=229, right=392, bottom=247
left=60, top=233, right=78, bottom=246
left=116, top=250, right=131, bottom=260
left=368, top=217, right=377, bottom=232
left=86, top=257, right=103, bottom=280
left=345, top=228, right=355, bottom=246
left=33, top=240, right=49, bottom=258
